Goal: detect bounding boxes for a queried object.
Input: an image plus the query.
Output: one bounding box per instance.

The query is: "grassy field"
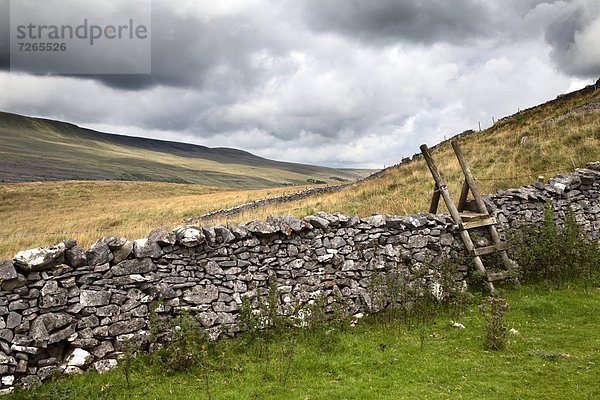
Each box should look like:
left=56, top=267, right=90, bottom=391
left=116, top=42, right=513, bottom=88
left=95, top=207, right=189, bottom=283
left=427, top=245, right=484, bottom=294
left=7, top=286, right=599, bottom=400
left=0, top=181, right=320, bottom=259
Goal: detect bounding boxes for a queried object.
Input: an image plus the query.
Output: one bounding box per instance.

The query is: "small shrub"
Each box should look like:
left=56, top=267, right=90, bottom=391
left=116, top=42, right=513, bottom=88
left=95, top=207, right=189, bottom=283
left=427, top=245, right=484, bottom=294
left=158, top=311, right=210, bottom=373
left=120, top=337, right=136, bottom=394
left=512, top=203, right=600, bottom=289
left=300, top=293, right=345, bottom=353
left=478, top=296, right=509, bottom=351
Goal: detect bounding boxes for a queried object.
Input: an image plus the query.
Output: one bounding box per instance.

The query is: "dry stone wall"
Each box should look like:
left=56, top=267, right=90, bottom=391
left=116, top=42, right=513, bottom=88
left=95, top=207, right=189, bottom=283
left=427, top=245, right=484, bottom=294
left=485, top=162, right=600, bottom=241
left=0, top=162, right=598, bottom=393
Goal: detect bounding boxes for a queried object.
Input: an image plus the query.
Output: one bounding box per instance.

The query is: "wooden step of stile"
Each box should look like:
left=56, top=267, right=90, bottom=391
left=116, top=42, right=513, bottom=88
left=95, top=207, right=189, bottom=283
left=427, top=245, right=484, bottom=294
left=471, top=243, right=508, bottom=257
left=458, top=212, right=489, bottom=221
left=460, top=217, right=497, bottom=230
left=487, top=270, right=517, bottom=282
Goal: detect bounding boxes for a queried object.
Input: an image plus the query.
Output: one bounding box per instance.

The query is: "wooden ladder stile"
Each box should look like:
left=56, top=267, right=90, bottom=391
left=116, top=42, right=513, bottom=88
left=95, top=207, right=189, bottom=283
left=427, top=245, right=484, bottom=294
left=420, top=141, right=520, bottom=294
left=450, top=141, right=520, bottom=288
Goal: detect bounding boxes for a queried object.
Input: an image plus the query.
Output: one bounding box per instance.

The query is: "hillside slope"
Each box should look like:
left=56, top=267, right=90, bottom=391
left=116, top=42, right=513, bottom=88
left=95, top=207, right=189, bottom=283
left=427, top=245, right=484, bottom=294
left=0, top=112, right=370, bottom=188
left=203, top=81, right=600, bottom=222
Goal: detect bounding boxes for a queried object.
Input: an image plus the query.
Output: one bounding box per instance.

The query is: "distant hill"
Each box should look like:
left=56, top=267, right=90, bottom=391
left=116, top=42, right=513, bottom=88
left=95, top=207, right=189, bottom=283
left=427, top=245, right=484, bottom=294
left=0, top=112, right=372, bottom=188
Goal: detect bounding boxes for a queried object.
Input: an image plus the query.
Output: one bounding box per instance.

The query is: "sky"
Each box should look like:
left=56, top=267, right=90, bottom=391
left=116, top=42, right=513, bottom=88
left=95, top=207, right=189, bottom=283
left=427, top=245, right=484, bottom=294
left=1, top=0, right=599, bottom=169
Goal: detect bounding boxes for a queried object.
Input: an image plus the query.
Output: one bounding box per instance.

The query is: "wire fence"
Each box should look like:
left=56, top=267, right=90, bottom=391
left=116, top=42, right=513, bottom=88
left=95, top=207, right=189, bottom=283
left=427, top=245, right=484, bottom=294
left=475, top=168, right=568, bottom=182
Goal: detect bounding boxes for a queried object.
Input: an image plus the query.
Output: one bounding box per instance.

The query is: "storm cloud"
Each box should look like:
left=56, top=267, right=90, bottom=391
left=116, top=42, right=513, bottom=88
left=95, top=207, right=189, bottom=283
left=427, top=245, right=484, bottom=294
left=545, top=0, right=600, bottom=78
left=299, top=0, right=495, bottom=45
left=0, top=0, right=599, bottom=168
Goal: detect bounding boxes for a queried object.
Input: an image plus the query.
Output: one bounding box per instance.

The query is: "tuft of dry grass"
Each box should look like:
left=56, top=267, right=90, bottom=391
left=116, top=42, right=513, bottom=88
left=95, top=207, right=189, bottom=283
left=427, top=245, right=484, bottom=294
left=0, top=181, right=315, bottom=259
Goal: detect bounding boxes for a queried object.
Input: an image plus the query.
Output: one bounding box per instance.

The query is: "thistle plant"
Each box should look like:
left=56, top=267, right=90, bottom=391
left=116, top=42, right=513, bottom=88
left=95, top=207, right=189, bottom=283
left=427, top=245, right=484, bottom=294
left=478, top=296, right=508, bottom=350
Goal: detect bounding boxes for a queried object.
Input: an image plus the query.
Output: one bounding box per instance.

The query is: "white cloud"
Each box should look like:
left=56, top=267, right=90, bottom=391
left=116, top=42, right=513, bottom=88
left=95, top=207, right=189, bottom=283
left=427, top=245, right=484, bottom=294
left=1, top=0, right=598, bottom=168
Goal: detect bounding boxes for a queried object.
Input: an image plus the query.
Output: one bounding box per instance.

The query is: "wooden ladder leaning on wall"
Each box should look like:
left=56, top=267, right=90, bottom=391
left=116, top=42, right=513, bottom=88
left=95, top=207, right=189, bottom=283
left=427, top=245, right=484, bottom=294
left=420, top=140, right=519, bottom=293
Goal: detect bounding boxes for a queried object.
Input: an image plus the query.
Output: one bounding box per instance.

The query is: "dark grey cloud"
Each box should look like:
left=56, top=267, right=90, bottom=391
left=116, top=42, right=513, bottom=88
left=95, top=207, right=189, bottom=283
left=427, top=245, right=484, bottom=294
left=546, top=9, right=581, bottom=54
left=0, top=0, right=596, bottom=169
left=0, top=0, right=9, bottom=70
left=545, top=1, right=600, bottom=78
left=0, top=1, right=290, bottom=92
left=91, top=6, right=269, bottom=90
left=299, top=0, right=494, bottom=45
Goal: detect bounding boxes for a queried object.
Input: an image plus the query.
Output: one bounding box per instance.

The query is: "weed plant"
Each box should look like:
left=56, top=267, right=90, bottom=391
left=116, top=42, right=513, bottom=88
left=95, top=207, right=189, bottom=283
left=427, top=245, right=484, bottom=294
left=478, top=296, right=509, bottom=350
left=512, top=203, right=600, bottom=289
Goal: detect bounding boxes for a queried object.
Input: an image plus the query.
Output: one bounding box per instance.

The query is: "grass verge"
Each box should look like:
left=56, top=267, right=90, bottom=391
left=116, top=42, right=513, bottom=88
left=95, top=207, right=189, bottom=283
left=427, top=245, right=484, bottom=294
left=7, top=286, right=599, bottom=400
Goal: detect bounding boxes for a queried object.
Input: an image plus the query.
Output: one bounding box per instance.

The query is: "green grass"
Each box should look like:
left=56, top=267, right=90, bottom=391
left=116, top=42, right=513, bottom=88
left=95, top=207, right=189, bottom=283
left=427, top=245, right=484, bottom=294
left=9, top=286, right=600, bottom=399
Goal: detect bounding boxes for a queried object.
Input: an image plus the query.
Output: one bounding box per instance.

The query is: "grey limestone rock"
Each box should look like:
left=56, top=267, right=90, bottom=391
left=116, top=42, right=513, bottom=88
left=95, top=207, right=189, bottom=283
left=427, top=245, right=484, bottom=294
left=0, top=260, right=18, bottom=281
left=175, top=226, right=205, bottom=247
left=65, top=348, right=93, bottom=367
left=108, top=318, right=146, bottom=336
left=133, top=238, right=162, bottom=259
left=80, top=290, right=111, bottom=307
left=242, top=220, right=278, bottom=236
left=228, top=223, right=249, bottom=239
left=86, top=241, right=111, bottom=266
left=148, top=229, right=176, bottom=246
left=13, top=243, right=66, bottom=272
left=91, top=341, right=114, bottom=358
left=366, top=215, right=386, bottom=227
left=112, top=241, right=134, bottom=264
left=110, top=258, right=155, bottom=276
left=40, top=281, right=68, bottom=308
left=31, top=313, right=74, bottom=342
left=183, top=284, right=219, bottom=304
left=214, top=225, right=236, bottom=243
left=303, top=215, right=329, bottom=229
left=65, top=246, right=87, bottom=268
left=102, top=237, right=127, bottom=250
left=6, top=313, right=21, bottom=330
left=408, top=235, right=428, bottom=249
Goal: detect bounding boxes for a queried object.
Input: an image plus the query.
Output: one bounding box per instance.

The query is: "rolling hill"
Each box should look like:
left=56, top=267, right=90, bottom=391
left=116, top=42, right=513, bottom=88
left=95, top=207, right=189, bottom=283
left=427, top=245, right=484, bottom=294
left=0, top=112, right=371, bottom=188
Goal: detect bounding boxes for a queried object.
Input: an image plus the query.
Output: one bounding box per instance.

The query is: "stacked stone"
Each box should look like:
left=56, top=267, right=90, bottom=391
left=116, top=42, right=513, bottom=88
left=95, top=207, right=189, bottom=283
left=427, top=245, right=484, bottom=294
left=0, top=212, right=465, bottom=392
left=485, top=162, right=600, bottom=241
left=0, top=162, right=597, bottom=393
left=187, top=183, right=353, bottom=224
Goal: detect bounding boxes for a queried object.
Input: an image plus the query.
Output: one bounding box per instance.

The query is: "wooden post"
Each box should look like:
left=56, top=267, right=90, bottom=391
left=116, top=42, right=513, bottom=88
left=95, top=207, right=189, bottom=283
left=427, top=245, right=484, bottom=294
left=429, top=184, right=441, bottom=214
left=420, top=144, right=495, bottom=293
left=457, top=179, right=469, bottom=212
left=451, top=141, right=486, bottom=212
